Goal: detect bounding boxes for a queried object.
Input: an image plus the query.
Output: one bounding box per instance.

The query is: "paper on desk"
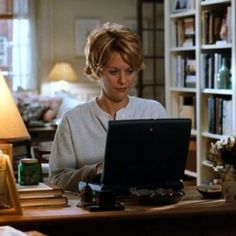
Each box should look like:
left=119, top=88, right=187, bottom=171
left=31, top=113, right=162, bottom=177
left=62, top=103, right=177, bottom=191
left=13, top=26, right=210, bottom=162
left=0, top=225, right=27, bottom=236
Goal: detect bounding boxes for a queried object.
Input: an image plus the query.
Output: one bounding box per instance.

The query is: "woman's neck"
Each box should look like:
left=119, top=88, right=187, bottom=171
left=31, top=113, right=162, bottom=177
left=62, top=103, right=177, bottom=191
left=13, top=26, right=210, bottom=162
left=96, top=96, right=129, bottom=120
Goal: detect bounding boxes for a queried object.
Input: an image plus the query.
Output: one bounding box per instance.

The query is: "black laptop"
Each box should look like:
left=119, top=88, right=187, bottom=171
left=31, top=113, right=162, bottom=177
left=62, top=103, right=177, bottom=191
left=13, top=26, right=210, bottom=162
left=85, top=118, right=192, bottom=196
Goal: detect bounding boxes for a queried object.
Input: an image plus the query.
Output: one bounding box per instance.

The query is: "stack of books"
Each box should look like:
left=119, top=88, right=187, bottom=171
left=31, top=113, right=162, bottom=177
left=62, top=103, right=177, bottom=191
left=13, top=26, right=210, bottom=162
left=16, top=182, right=68, bottom=207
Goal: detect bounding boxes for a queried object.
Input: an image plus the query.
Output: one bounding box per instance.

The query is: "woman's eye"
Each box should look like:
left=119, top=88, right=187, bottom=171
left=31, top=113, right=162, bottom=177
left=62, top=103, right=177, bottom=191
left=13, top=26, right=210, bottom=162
left=109, top=70, right=118, bottom=75
left=127, top=70, right=134, bottom=74
left=126, top=69, right=134, bottom=75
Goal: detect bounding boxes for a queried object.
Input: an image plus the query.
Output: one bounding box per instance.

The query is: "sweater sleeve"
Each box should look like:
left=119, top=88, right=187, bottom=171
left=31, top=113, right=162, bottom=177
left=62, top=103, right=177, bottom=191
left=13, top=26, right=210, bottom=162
left=48, top=116, right=101, bottom=192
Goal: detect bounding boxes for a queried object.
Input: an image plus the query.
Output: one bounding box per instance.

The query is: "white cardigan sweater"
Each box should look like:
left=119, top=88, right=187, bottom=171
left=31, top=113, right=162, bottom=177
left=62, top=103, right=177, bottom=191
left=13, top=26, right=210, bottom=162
left=49, top=96, right=167, bottom=191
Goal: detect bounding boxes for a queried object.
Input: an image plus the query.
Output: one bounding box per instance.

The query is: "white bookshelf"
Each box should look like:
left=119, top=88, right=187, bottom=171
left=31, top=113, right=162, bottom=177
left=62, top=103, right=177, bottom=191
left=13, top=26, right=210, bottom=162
left=164, top=0, right=236, bottom=185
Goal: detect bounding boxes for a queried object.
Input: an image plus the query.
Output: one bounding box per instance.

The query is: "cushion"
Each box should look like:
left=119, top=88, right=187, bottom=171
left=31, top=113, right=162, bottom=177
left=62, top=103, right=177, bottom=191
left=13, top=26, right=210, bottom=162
left=17, top=101, right=48, bottom=124
left=14, top=91, right=62, bottom=123
left=41, top=98, right=62, bottom=122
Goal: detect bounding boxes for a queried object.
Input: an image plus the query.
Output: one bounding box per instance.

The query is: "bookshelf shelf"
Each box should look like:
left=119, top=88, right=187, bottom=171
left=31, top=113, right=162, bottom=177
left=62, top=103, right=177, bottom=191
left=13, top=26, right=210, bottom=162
left=170, top=9, right=196, bottom=18
left=201, top=0, right=231, bottom=7
left=201, top=131, right=226, bottom=139
left=170, top=87, right=197, bottom=93
left=201, top=44, right=232, bottom=50
left=171, top=46, right=196, bottom=52
left=202, top=88, right=233, bottom=95
left=165, top=0, right=236, bottom=185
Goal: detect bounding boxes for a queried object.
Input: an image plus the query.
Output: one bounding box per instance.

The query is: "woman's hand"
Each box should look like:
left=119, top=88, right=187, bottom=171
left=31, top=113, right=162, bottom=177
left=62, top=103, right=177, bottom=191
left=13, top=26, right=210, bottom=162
left=95, top=162, right=103, bottom=175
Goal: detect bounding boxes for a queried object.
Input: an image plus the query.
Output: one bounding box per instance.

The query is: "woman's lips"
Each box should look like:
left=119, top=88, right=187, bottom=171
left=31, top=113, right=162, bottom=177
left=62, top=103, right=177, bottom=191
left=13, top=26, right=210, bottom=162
left=116, top=87, right=127, bottom=92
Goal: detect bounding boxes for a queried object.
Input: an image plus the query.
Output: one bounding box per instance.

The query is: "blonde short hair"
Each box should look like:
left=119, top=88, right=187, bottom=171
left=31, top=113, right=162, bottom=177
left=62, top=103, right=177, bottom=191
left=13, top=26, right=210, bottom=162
left=84, top=22, right=144, bottom=81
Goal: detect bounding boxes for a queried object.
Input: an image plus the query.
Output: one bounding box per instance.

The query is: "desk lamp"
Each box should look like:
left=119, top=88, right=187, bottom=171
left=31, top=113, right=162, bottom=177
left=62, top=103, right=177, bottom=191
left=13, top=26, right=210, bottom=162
left=0, top=72, right=30, bottom=162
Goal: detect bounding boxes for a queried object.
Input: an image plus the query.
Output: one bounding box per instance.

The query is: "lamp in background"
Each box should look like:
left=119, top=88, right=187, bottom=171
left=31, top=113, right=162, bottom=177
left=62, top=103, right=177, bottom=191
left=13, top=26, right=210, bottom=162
left=0, top=72, right=30, bottom=162
left=48, top=62, right=79, bottom=82
left=48, top=62, right=79, bottom=95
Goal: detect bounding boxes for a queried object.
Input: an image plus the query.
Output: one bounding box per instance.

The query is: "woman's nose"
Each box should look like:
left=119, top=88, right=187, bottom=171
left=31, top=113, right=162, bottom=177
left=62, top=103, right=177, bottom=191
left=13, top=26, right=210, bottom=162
left=118, top=72, right=127, bottom=83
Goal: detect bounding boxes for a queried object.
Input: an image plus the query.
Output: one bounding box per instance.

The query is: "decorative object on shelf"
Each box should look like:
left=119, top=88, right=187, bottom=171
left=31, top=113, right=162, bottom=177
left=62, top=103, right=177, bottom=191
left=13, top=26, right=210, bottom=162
left=221, top=165, right=236, bottom=202
left=220, top=18, right=228, bottom=41
left=0, top=150, right=22, bottom=215
left=0, top=143, right=13, bottom=165
left=216, top=57, right=231, bottom=89
left=210, top=136, right=236, bottom=168
left=173, top=0, right=194, bottom=13
left=210, top=136, right=236, bottom=202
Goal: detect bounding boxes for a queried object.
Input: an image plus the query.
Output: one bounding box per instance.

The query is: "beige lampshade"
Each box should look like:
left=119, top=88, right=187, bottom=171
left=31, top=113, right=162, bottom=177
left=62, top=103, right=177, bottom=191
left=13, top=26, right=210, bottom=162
left=0, top=73, right=30, bottom=141
left=48, top=62, right=79, bottom=82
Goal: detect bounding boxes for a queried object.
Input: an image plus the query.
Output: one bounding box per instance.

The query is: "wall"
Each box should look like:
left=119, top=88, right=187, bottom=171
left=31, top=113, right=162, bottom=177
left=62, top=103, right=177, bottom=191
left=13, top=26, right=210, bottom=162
left=36, top=0, right=137, bottom=95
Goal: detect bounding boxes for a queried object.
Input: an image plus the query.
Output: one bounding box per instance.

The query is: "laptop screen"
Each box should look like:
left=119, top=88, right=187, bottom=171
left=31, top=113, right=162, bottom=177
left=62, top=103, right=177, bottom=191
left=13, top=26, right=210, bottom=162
left=101, top=118, right=192, bottom=195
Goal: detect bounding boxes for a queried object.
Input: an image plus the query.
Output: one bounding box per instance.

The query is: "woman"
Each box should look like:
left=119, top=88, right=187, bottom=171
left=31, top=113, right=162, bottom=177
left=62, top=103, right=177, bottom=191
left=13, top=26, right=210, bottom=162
left=49, top=22, right=167, bottom=192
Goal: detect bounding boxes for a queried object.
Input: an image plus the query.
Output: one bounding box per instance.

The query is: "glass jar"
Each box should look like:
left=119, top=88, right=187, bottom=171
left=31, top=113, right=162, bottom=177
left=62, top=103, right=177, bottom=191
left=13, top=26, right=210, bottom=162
left=216, top=57, right=231, bottom=89
left=18, top=158, right=40, bottom=185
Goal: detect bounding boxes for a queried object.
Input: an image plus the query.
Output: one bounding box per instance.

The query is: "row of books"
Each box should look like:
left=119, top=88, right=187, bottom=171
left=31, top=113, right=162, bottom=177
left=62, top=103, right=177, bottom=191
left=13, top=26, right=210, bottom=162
left=175, top=55, right=196, bottom=88
left=201, top=6, right=232, bottom=45
left=201, top=53, right=231, bottom=89
left=16, top=182, right=68, bottom=208
left=208, top=95, right=232, bottom=135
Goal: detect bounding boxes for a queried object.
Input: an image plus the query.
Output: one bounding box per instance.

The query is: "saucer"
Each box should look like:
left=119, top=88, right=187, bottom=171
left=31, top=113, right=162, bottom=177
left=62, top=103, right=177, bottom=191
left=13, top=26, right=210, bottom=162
left=197, top=185, right=222, bottom=199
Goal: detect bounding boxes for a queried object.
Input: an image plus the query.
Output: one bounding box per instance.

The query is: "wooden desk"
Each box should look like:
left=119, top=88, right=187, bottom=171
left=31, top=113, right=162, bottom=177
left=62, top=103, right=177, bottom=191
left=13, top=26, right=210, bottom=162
left=1, top=187, right=235, bottom=235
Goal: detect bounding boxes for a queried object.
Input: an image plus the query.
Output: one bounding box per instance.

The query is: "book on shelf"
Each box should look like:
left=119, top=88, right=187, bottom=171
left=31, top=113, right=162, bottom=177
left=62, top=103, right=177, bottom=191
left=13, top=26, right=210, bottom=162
left=16, top=182, right=68, bottom=207
left=226, top=6, right=232, bottom=43
left=222, top=99, right=233, bottom=135
left=207, top=96, right=232, bottom=135
left=175, top=17, right=195, bottom=47
left=202, top=7, right=230, bottom=45
left=208, top=95, right=215, bottom=134
left=185, top=57, right=196, bottom=88
left=175, top=55, right=185, bottom=87
left=202, top=53, right=231, bottom=89
left=175, top=55, right=196, bottom=88
left=183, top=17, right=195, bottom=47
left=214, top=96, right=223, bottom=135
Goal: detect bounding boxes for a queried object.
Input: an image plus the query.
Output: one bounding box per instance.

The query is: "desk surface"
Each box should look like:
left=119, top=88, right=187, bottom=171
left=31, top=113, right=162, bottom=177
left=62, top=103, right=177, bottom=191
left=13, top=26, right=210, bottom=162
left=1, top=187, right=236, bottom=235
